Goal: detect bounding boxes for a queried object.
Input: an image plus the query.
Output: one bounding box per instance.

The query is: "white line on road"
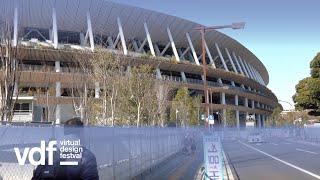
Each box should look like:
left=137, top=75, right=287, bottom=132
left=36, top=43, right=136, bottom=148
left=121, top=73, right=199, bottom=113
left=284, top=142, right=291, bottom=145
left=239, top=140, right=320, bottom=179
left=296, top=148, right=318, bottom=155
left=271, top=143, right=278, bottom=146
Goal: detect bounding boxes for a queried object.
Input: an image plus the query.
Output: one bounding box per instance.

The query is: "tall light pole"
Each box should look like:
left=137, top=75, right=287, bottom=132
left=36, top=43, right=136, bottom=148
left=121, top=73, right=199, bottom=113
left=193, top=22, right=245, bottom=126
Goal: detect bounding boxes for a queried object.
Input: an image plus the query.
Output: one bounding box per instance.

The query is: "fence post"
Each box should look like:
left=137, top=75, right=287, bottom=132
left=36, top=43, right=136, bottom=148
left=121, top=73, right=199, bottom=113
left=129, top=129, right=132, bottom=179
left=112, top=127, right=115, bottom=180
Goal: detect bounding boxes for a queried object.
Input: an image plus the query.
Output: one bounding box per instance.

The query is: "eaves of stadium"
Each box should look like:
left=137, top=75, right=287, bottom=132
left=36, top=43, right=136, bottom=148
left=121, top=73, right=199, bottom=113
left=1, top=0, right=278, bottom=127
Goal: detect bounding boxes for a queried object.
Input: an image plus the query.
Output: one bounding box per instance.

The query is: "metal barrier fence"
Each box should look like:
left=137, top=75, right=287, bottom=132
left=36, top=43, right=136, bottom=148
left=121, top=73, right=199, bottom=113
left=0, top=125, right=186, bottom=180
left=214, top=127, right=320, bottom=143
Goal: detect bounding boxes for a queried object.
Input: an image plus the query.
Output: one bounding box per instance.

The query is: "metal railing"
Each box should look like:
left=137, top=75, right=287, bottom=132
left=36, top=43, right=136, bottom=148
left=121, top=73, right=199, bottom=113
left=0, top=126, right=186, bottom=180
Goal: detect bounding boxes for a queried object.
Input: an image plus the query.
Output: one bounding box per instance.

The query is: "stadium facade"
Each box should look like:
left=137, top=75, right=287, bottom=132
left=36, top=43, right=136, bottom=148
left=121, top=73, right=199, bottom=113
left=0, top=0, right=278, bottom=127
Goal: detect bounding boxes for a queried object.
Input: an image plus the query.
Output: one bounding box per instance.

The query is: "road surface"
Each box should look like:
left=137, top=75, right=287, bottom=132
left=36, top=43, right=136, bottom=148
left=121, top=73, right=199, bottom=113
left=223, top=137, right=320, bottom=180
left=144, top=142, right=203, bottom=180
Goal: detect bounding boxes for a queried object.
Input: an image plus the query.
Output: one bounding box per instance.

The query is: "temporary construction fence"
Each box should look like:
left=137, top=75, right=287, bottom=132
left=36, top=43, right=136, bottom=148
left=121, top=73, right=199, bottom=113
left=0, top=125, right=186, bottom=180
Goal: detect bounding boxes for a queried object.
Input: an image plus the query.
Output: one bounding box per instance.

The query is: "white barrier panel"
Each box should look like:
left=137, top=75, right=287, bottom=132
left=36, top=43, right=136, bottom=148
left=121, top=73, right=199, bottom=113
left=203, top=134, right=223, bottom=180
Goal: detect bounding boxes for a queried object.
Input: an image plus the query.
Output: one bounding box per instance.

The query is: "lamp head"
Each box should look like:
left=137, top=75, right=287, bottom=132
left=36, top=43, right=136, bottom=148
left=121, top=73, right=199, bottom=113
left=231, top=22, right=246, bottom=29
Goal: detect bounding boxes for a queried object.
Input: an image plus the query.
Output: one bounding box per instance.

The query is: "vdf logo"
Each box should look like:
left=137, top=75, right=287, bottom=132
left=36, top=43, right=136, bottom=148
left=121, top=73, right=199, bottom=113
left=14, top=141, right=57, bottom=166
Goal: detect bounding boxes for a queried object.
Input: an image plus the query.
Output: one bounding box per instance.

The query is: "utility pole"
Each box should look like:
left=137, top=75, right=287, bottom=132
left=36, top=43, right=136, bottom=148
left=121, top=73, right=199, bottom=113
left=200, top=27, right=210, bottom=120
left=194, top=22, right=245, bottom=127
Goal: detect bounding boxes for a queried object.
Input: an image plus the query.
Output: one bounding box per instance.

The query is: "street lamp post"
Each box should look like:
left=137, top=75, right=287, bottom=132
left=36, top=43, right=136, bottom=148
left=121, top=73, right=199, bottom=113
left=193, top=22, right=245, bottom=126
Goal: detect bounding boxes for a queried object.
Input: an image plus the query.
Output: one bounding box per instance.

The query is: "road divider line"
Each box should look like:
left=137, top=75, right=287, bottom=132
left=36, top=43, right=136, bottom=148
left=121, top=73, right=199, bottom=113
left=296, top=148, right=318, bottom=155
left=271, top=143, right=278, bottom=146
left=238, top=140, right=320, bottom=179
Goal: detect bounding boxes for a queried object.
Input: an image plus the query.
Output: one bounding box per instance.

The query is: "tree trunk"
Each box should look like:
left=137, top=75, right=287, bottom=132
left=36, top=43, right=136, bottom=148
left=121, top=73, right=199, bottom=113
left=111, top=96, right=114, bottom=126
left=137, top=102, right=141, bottom=127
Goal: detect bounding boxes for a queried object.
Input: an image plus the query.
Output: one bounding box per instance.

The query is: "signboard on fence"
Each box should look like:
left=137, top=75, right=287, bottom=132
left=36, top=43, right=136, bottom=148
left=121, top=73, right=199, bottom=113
left=203, top=134, right=223, bottom=180
left=208, top=115, right=215, bottom=125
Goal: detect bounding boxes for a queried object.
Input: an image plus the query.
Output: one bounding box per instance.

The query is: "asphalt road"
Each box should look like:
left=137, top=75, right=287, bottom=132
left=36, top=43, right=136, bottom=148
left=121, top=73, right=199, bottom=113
left=144, top=142, right=203, bottom=180
left=223, top=137, right=320, bottom=180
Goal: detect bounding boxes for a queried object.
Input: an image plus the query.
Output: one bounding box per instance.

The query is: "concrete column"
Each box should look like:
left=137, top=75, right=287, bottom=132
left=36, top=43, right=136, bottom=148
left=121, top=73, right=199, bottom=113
left=252, top=100, right=255, bottom=109
left=55, top=60, right=61, bottom=124
left=117, top=17, right=127, bottom=55
left=55, top=105, right=61, bottom=125
left=235, top=94, right=239, bottom=106
left=186, top=33, right=200, bottom=65
left=13, top=7, right=18, bottom=47
left=235, top=94, right=239, bottom=129
left=236, top=111, right=240, bottom=129
left=95, top=82, right=100, bottom=98
left=52, top=8, right=58, bottom=49
left=167, top=28, right=180, bottom=62
left=180, top=72, right=186, bottom=82
left=55, top=82, right=61, bottom=97
left=244, top=98, right=248, bottom=107
left=221, top=92, right=226, bottom=127
left=221, top=92, right=226, bottom=105
left=55, top=61, right=60, bottom=73
left=156, top=68, right=162, bottom=79
left=144, top=22, right=155, bottom=57
left=55, top=82, right=61, bottom=124
left=257, top=114, right=261, bottom=128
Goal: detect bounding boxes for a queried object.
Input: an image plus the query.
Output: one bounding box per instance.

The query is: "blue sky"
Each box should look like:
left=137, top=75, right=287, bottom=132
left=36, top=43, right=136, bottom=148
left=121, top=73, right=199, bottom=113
left=111, top=0, right=320, bottom=110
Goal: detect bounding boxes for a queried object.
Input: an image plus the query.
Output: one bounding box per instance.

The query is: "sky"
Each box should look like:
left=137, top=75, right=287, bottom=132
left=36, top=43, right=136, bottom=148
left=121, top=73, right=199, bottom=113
left=111, top=0, right=320, bottom=110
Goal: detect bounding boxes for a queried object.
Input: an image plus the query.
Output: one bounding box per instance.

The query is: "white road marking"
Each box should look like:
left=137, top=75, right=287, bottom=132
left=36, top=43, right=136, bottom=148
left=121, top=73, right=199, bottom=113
left=271, top=143, right=278, bottom=146
left=239, top=140, right=320, bottom=179
left=287, top=139, right=320, bottom=147
left=296, top=148, right=318, bottom=155
left=256, top=143, right=261, bottom=146
left=284, top=142, right=291, bottom=145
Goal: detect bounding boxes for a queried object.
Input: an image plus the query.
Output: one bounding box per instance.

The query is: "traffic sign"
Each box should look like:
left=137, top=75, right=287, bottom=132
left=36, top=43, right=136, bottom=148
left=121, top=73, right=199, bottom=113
left=203, top=135, right=223, bottom=180
left=208, top=115, right=214, bottom=125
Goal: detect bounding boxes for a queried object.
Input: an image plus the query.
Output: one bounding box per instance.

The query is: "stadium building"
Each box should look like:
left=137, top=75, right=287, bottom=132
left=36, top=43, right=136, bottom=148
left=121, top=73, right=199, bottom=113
left=0, top=0, right=278, bottom=127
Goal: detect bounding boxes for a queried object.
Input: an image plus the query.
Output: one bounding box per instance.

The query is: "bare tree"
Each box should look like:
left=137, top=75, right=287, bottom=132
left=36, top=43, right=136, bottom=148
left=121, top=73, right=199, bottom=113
left=0, top=22, right=21, bottom=122
left=68, top=52, right=96, bottom=125
left=75, top=50, right=126, bottom=126
left=154, top=81, right=172, bottom=126
left=127, top=65, right=155, bottom=127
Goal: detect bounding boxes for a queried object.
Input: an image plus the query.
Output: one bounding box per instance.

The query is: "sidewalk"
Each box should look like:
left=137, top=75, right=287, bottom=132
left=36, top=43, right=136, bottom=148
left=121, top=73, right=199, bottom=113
left=194, top=149, right=235, bottom=180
